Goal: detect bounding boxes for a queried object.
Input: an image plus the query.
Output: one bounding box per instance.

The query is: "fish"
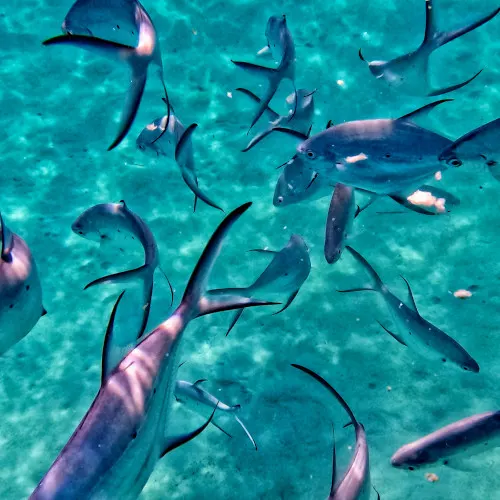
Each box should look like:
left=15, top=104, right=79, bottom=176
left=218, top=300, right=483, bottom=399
left=0, top=213, right=46, bottom=356
left=291, top=364, right=374, bottom=500
left=338, top=246, right=479, bottom=372
left=175, top=379, right=257, bottom=450
left=391, top=411, right=500, bottom=471
left=358, top=0, right=500, bottom=96
left=207, top=234, right=311, bottom=335
left=281, top=100, right=457, bottom=195
left=30, top=202, right=278, bottom=499
left=324, top=184, right=358, bottom=264
left=439, top=117, right=500, bottom=180
left=136, top=105, right=222, bottom=211
left=236, top=88, right=314, bottom=152
left=72, top=200, right=173, bottom=340
left=232, top=15, right=297, bottom=131
left=43, top=0, right=170, bottom=150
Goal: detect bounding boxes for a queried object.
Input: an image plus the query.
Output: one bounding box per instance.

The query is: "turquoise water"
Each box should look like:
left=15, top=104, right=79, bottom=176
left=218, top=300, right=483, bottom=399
left=1, top=0, right=499, bottom=498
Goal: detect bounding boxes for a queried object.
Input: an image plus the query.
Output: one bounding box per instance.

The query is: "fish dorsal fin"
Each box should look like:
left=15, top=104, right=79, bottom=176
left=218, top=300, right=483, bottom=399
left=193, top=379, right=207, bottom=387
left=397, top=99, right=452, bottom=125
left=423, top=0, right=439, bottom=45
left=0, top=212, right=13, bottom=263
left=175, top=123, right=198, bottom=163
left=399, top=275, right=419, bottom=314
left=119, top=199, right=128, bottom=209
left=101, top=290, right=127, bottom=384
left=326, top=120, right=334, bottom=129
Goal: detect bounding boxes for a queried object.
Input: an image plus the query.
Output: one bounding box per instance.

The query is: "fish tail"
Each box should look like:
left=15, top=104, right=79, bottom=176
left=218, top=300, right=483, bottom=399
left=341, top=246, right=385, bottom=293
left=179, top=203, right=279, bottom=319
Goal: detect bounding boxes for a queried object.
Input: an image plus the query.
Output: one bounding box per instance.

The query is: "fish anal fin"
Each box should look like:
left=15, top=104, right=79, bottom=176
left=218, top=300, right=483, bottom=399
left=226, top=308, right=244, bottom=336
left=427, top=70, right=482, bottom=97
left=272, top=289, right=300, bottom=315
left=399, top=275, right=419, bottom=314
left=377, top=320, right=407, bottom=346
left=161, top=404, right=218, bottom=457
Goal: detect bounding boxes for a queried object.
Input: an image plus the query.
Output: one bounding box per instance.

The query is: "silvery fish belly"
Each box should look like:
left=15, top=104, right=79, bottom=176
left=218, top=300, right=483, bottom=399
left=304, top=119, right=451, bottom=195
left=0, top=233, right=44, bottom=355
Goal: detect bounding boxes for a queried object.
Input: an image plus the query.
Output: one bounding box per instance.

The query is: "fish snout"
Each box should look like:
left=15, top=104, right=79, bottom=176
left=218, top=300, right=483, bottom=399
left=71, top=221, right=84, bottom=236
left=462, top=358, right=480, bottom=373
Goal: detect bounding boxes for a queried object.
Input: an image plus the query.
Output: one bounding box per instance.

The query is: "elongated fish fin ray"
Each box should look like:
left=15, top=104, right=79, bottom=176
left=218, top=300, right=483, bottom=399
left=181, top=171, right=223, bottom=212
left=211, top=421, right=233, bottom=438
left=107, top=68, right=147, bottom=151
left=337, top=287, right=377, bottom=293
left=272, top=289, right=300, bottom=315
left=235, top=88, right=280, bottom=121
left=399, top=275, right=419, bottom=314
left=136, top=279, right=154, bottom=340
left=161, top=404, right=218, bottom=457
left=101, top=290, right=126, bottom=384
left=242, top=127, right=275, bottom=152
left=330, top=424, right=337, bottom=494
left=84, top=265, right=149, bottom=290
left=373, top=486, right=381, bottom=500
left=159, top=266, right=174, bottom=307
left=226, top=308, right=244, bottom=336
left=234, top=415, right=258, bottom=450
left=433, top=6, right=500, bottom=48
left=231, top=61, right=279, bottom=130
left=0, top=212, right=13, bottom=262
left=271, top=127, right=310, bottom=141
left=193, top=379, right=207, bottom=386
left=181, top=203, right=279, bottom=318
left=427, top=69, right=482, bottom=97
left=397, top=99, right=453, bottom=124
left=288, top=82, right=298, bottom=123
left=291, top=364, right=358, bottom=426
left=377, top=320, right=408, bottom=346
left=344, top=246, right=385, bottom=292
left=248, top=248, right=278, bottom=255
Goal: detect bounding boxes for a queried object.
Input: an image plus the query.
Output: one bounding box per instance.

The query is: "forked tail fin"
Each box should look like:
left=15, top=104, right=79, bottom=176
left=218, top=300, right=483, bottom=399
left=180, top=202, right=279, bottom=319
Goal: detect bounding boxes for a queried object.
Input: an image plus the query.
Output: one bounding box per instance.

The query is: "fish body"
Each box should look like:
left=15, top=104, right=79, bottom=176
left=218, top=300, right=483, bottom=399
left=342, top=246, right=479, bottom=372
left=391, top=411, right=500, bottom=469
left=0, top=216, right=45, bottom=355
left=359, top=0, right=499, bottom=96
left=296, top=116, right=451, bottom=195
left=292, top=364, right=372, bottom=500
left=31, top=203, right=274, bottom=499
left=44, top=0, right=169, bottom=150
left=232, top=15, right=296, bottom=131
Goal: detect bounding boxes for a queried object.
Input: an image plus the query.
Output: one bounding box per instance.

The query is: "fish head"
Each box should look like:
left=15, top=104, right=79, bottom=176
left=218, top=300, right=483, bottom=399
left=136, top=115, right=177, bottom=157
left=287, top=234, right=309, bottom=254
left=265, top=15, right=287, bottom=59
left=296, top=130, right=336, bottom=167
left=366, top=60, right=388, bottom=79
left=438, top=146, right=463, bottom=168
left=72, top=203, right=124, bottom=242
left=390, top=445, right=430, bottom=470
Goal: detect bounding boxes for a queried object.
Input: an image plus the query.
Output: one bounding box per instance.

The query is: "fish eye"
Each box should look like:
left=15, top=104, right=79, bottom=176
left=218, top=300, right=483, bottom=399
left=463, top=366, right=469, bottom=371
left=408, top=467, right=415, bottom=471
left=277, top=196, right=283, bottom=203
left=486, top=160, right=497, bottom=167
left=138, top=144, right=146, bottom=151
left=448, top=158, right=462, bottom=167
left=306, top=150, right=316, bottom=159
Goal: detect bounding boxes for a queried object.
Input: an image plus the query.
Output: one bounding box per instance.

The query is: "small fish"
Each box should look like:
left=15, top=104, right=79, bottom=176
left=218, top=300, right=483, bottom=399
left=236, top=88, right=314, bottom=152
left=31, top=203, right=277, bottom=499
left=283, top=100, right=456, bottom=195
left=359, top=0, right=499, bottom=96
left=72, top=200, right=172, bottom=339
left=439, top=117, right=500, bottom=180
left=324, top=184, right=358, bottom=264
left=208, top=234, right=311, bottom=335
left=292, top=364, right=374, bottom=500
left=43, top=0, right=170, bottom=150
left=339, top=246, right=479, bottom=372
left=137, top=106, right=222, bottom=211
left=232, top=15, right=297, bottom=131
left=175, top=379, right=257, bottom=449
left=391, top=411, right=500, bottom=470
left=0, top=214, right=45, bottom=356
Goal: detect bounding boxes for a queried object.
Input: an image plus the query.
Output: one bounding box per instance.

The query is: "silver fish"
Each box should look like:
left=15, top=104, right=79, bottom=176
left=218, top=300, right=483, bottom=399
left=359, top=0, right=499, bottom=96
left=292, top=364, right=374, bottom=500
left=175, top=379, right=257, bottom=450
left=136, top=109, right=222, bottom=211
left=232, top=15, right=296, bottom=131
left=439, top=117, right=500, bottom=181
left=288, top=100, right=455, bottom=195
left=72, top=200, right=172, bottom=340
left=339, top=246, right=479, bottom=372
left=0, top=214, right=45, bottom=356
left=208, top=234, right=311, bottom=335
left=236, top=88, right=314, bottom=152
left=31, top=203, right=277, bottom=499
left=391, top=411, right=500, bottom=470
left=43, top=0, right=170, bottom=150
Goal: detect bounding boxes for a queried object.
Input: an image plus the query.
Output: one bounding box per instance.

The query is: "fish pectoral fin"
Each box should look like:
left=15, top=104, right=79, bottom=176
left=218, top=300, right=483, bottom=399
left=136, top=278, right=154, bottom=340
left=399, top=276, right=419, bottom=314
left=397, top=100, right=453, bottom=125
left=226, top=308, right=244, bottom=336
left=161, top=405, right=218, bottom=457
left=427, top=70, right=482, bottom=97
left=242, top=127, right=275, bottom=152
left=180, top=170, right=223, bottom=212
left=234, top=415, right=258, bottom=451
left=84, top=265, right=149, bottom=290
left=158, top=266, right=175, bottom=307
left=272, top=289, right=300, bottom=315
left=377, top=320, right=408, bottom=347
